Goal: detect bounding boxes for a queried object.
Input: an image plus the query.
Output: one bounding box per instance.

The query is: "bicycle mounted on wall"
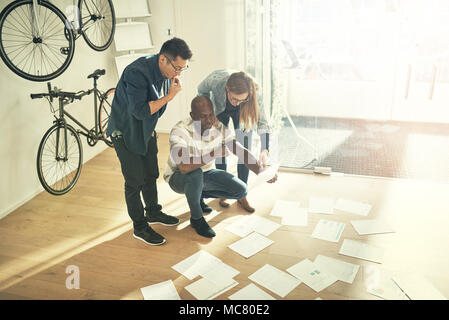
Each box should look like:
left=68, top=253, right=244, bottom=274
left=0, top=0, right=115, bottom=81
left=31, top=69, right=115, bottom=195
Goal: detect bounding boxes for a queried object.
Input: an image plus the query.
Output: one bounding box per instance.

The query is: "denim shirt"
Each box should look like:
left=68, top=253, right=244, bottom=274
left=106, top=54, right=170, bottom=155
left=197, top=69, right=271, bottom=135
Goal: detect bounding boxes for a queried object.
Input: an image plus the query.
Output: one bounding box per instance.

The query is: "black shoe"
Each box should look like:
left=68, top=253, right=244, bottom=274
left=200, top=198, right=213, bottom=213
left=146, top=210, right=179, bottom=226
left=190, top=217, right=216, bottom=238
left=133, top=227, right=166, bottom=246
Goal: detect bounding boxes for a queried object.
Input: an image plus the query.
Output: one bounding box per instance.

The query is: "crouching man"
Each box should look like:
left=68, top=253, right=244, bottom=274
left=163, top=95, right=277, bottom=238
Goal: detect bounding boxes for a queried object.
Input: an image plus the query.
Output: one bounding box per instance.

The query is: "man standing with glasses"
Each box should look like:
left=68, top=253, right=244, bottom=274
left=106, top=37, right=192, bottom=246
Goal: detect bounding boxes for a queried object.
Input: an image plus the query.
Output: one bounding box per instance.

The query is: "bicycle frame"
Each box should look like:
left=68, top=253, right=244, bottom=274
left=54, top=78, right=105, bottom=157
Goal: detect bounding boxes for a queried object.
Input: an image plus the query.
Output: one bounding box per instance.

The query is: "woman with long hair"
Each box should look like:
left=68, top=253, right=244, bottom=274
left=198, top=70, right=273, bottom=213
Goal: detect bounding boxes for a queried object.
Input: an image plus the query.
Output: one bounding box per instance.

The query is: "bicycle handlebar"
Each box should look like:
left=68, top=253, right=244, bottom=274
left=30, top=83, right=92, bottom=101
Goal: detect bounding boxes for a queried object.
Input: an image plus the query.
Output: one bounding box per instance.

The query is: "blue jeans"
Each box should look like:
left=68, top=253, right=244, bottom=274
left=168, top=168, right=248, bottom=220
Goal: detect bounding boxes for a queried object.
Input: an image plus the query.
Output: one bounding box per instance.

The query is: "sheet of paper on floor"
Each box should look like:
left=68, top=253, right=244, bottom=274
left=225, top=215, right=280, bottom=237
left=310, top=219, right=345, bottom=242
left=350, top=219, right=395, bottom=235
left=309, top=197, right=334, bottom=214
left=364, top=267, right=409, bottom=300
left=248, top=264, right=302, bottom=298
left=200, top=262, right=240, bottom=284
left=281, top=208, right=308, bottom=227
left=270, top=200, right=301, bottom=217
left=228, top=283, right=276, bottom=300
left=286, top=259, right=338, bottom=292
left=334, top=198, right=372, bottom=216
left=339, top=239, right=385, bottom=264
left=313, top=255, right=360, bottom=284
left=171, top=250, right=223, bottom=280
left=185, top=277, right=238, bottom=300
left=140, top=280, right=181, bottom=300
left=392, top=274, right=447, bottom=300
left=228, top=232, right=274, bottom=259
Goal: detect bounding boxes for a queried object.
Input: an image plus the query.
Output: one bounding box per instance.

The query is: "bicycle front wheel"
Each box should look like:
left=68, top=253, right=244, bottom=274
left=37, top=123, right=83, bottom=196
left=78, top=0, right=115, bottom=51
left=98, top=87, right=115, bottom=147
left=0, top=0, right=75, bottom=82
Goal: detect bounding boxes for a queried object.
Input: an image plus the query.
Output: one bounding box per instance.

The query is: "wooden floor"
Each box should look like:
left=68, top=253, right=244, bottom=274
left=1, top=133, right=449, bottom=300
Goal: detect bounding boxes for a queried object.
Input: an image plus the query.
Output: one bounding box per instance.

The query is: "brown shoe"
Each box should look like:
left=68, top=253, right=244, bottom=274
left=237, top=197, right=255, bottom=213
left=219, top=198, right=230, bottom=208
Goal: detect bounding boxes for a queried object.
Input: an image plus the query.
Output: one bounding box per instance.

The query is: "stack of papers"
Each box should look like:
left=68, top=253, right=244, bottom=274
left=225, top=215, right=281, bottom=237
left=314, top=255, right=360, bottom=284
left=311, top=219, right=345, bottom=242
left=309, top=197, right=334, bottom=214
left=185, top=277, right=238, bottom=300
left=140, top=280, right=181, bottom=300
left=248, top=264, right=302, bottom=298
left=339, top=239, right=385, bottom=263
left=228, top=232, right=274, bottom=259
left=350, top=219, right=395, bottom=235
left=228, top=283, right=276, bottom=300
left=286, top=259, right=338, bottom=292
left=334, top=199, right=372, bottom=216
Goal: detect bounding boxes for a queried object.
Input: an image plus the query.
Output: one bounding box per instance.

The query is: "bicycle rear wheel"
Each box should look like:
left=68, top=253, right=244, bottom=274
left=37, top=123, right=83, bottom=195
left=0, top=0, right=75, bottom=82
left=98, top=87, right=115, bottom=147
left=78, top=0, right=115, bottom=51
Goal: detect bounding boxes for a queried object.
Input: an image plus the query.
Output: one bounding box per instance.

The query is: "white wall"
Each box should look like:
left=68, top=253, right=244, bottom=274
left=0, top=0, right=245, bottom=219
left=0, top=0, right=119, bottom=218
left=154, top=0, right=246, bottom=132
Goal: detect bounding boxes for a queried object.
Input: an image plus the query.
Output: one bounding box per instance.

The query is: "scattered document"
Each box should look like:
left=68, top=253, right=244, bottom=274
left=334, top=199, right=372, bottom=216
left=252, top=163, right=280, bottom=187
left=351, top=219, right=395, bottom=235
left=228, top=232, right=274, bottom=259
left=286, top=259, right=338, bottom=293
left=185, top=277, right=238, bottom=300
left=392, top=274, right=447, bottom=300
left=310, top=219, right=345, bottom=242
left=309, top=197, right=334, bottom=214
left=200, top=262, right=240, bottom=284
left=270, top=200, right=301, bottom=217
left=281, top=208, right=308, bottom=227
left=339, top=239, right=385, bottom=263
left=225, top=215, right=281, bottom=238
left=248, top=264, right=302, bottom=298
left=140, top=280, right=181, bottom=300
left=364, top=267, right=409, bottom=300
left=171, top=250, right=223, bottom=280
left=314, top=255, right=360, bottom=284
left=228, top=283, right=276, bottom=300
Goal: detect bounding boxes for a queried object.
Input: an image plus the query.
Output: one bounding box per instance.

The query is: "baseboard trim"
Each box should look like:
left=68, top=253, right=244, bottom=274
left=0, top=187, right=43, bottom=220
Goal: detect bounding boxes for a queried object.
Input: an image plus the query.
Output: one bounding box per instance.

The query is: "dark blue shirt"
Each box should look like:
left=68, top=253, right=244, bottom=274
left=106, top=54, right=170, bottom=155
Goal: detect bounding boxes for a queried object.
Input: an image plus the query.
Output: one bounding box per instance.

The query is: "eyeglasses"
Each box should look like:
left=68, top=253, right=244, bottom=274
left=227, top=89, right=249, bottom=104
left=164, top=55, right=189, bottom=72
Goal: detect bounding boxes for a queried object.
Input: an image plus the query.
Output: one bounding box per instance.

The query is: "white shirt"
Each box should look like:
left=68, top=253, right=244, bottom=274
left=163, top=118, right=234, bottom=182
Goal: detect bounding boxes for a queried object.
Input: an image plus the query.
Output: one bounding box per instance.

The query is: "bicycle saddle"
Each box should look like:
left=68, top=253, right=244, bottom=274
left=87, top=69, right=106, bottom=79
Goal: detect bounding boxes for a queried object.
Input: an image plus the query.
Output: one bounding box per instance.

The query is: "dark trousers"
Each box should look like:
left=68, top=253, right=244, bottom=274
left=112, top=134, right=160, bottom=231
left=215, top=111, right=253, bottom=184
